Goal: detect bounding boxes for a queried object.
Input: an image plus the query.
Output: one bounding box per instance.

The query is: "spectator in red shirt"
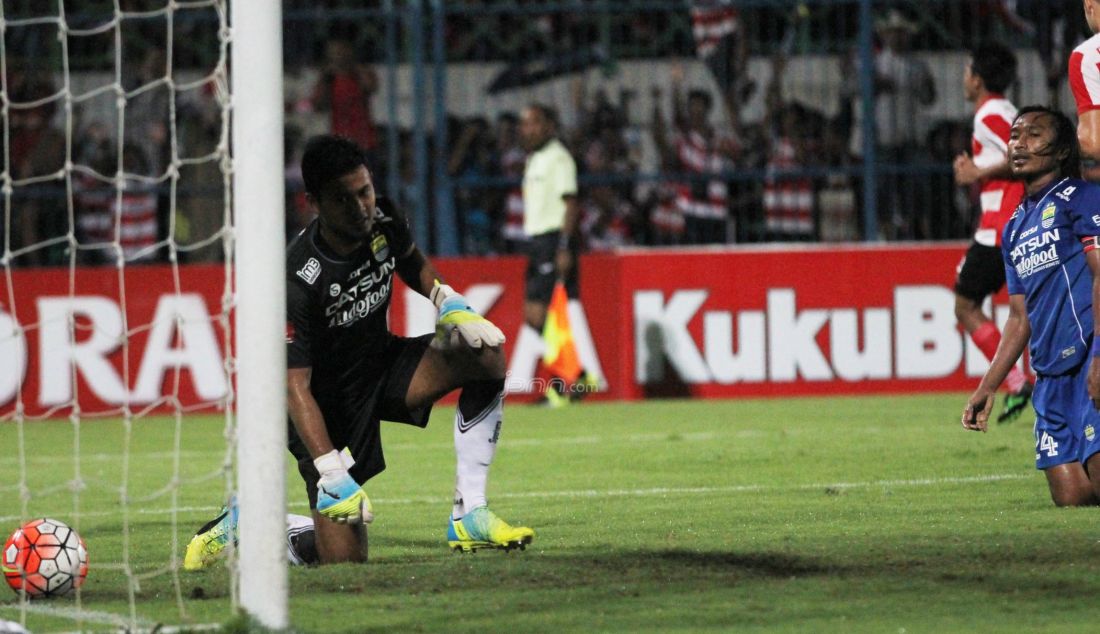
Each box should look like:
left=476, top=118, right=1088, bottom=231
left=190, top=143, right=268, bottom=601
left=310, top=35, right=379, bottom=165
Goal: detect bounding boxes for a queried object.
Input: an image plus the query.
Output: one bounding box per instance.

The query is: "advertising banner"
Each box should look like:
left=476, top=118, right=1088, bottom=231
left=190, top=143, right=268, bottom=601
left=1, top=243, right=1005, bottom=417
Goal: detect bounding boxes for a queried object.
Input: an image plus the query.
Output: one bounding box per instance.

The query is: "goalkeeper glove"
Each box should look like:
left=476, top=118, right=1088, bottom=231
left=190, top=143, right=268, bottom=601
left=314, top=450, right=373, bottom=525
left=430, top=283, right=506, bottom=349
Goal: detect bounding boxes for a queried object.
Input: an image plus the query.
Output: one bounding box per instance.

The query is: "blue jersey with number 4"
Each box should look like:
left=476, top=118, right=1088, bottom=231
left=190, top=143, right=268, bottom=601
left=1002, top=177, right=1100, bottom=376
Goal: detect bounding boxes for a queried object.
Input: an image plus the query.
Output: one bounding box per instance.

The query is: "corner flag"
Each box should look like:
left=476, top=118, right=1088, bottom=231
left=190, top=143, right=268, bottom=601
left=542, top=281, right=582, bottom=382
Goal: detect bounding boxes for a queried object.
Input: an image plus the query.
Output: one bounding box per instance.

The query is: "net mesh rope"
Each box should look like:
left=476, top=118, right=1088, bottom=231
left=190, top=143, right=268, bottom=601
left=0, top=1, right=235, bottom=630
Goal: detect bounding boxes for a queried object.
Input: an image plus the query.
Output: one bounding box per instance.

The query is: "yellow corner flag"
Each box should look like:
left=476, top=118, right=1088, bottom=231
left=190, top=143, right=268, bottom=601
left=542, top=281, right=582, bottom=383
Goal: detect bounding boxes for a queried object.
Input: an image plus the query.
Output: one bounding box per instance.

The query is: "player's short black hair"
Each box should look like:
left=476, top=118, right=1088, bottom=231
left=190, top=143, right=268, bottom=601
left=970, top=42, right=1017, bottom=95
left=1014, top=105, right=1081, bottom=179
left=301, top=134, right=368, bottom=199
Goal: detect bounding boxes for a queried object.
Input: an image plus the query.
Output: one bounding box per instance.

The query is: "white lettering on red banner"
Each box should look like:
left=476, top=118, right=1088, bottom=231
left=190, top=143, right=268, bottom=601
left=1, top=246, right=1020, bottom=417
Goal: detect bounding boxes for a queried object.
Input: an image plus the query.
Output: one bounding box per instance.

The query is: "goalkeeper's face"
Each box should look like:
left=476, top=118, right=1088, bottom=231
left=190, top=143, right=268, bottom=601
left=316, top=165, right=376, bottom=243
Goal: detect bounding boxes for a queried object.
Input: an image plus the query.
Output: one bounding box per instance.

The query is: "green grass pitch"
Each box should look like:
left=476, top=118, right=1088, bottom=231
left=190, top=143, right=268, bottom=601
left=2, top=394, right=1098, bottom=633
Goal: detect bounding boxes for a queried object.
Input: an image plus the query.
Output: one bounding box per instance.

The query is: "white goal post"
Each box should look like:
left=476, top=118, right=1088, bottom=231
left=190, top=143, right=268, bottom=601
left=230, top=0, right=288, bottom=629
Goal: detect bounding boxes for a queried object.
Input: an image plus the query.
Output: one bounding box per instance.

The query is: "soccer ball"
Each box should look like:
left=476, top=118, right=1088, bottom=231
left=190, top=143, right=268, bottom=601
left=3, top=518, right=88, bottom=598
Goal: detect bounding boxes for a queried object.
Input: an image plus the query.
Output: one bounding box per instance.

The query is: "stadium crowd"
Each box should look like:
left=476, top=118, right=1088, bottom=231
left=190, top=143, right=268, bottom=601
left=0, top=1, right=1087, bottom=265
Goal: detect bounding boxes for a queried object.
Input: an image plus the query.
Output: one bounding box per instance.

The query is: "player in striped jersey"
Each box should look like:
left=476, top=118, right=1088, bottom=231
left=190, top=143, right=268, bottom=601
left=1071, top=0, right=1100, bottom=176
left=952, top=43, right=1032, bottom=422
left=964, top=106, right=1100, bottom=506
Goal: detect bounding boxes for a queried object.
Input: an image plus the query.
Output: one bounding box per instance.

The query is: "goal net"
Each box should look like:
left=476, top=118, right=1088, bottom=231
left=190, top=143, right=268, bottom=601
left=0, top=1, right=285, bottom=630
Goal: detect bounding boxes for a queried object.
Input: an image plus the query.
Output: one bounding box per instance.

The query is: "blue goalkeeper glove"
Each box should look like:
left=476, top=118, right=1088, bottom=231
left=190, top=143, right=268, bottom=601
left=314, top=450, right=373, bottom=525
left=430, top=283, right=506, bottom=349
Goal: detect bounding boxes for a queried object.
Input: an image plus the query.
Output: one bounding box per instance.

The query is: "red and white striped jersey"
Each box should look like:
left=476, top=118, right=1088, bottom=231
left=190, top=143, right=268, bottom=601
left=651, top=184, right=685, bottom=240
left=75, top=176, right=158, bottom=261
left=672, top=129, right=732, bottom=220
left=1070, top=33, right=1100, bottom=115
left=763, top=136, right=814, bottom=237
left=971, top=95, right=1024, bottom=247
left=75, top=175, right=113, bottom=248
left=115, top=188, right=158, bottom=261
left=690, top=0, right=740, bottom=59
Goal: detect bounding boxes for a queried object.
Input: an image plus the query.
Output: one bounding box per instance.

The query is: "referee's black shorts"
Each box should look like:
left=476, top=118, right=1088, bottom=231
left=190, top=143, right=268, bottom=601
left=954, top=241, right=1006, bottom=302
left=525, top=230, right=578, bottom=304
left=287, top=333, right=433, bottom=510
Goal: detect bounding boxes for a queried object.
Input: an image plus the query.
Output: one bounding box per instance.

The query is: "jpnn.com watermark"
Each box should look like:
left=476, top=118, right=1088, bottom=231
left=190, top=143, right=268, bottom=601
left=504, top=373, right=603, bottom=395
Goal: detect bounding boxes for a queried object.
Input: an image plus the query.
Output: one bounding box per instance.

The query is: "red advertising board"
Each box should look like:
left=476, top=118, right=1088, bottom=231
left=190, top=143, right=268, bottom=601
left=0, top=243, right=1003, bottom=418
left=586, top=243, right=1006, bottom=399
left=0, top=265, right=234, bottom=418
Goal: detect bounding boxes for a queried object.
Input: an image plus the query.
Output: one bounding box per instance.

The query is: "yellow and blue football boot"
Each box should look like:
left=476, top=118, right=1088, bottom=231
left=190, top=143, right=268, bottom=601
left=447, top=507, right=534, bottom=553
left=183, top=497, right=239, bottom=571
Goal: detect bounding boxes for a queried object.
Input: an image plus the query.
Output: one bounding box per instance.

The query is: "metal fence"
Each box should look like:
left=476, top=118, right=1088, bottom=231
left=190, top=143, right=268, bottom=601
left=0, top=1, right=1088, bottom=262
left=312, top=0, right=1080, bottom=255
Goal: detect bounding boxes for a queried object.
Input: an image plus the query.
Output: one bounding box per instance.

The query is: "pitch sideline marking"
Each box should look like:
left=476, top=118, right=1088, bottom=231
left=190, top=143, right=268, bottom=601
left=0, top=431, right=735, bottom=467
left=0, top=604, right=224, bottom=633
left=0, top=603, right=148, bottom=629
left=0, top=473, right=1032, bottom=523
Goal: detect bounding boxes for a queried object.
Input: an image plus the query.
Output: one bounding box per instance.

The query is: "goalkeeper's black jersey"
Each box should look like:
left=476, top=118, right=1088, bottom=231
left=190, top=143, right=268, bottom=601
left=285, top=197, right=413, bottom=394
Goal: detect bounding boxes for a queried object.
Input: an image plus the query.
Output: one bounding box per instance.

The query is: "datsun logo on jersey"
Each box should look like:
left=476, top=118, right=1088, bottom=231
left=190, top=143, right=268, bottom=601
left=1009, top=228, right=1060, bottom=279
left=324, top=259, right=395, bottom=327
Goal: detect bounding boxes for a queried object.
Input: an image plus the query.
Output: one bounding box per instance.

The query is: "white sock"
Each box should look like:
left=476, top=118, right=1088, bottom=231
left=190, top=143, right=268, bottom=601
left=453, top=386, right=503, bottom=518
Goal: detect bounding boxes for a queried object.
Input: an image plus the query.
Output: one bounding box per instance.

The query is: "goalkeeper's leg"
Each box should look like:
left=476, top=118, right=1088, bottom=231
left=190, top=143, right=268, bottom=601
left=448, top=378, right=534, bottom=551
left=183, top=497, right=239, bottom=571
left=286, top=513, right=319, bottom=566
left=452, top=378, right=504, bottom=514
left=404, top=343, right=534, bottom=552
left=184, top=508, right=332, bottom=570
left=311, top=510, right=367, bottom=564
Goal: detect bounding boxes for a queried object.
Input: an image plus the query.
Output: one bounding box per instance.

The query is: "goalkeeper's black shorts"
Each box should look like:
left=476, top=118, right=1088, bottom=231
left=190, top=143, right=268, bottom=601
left=287, top=333, right=433, bottom=510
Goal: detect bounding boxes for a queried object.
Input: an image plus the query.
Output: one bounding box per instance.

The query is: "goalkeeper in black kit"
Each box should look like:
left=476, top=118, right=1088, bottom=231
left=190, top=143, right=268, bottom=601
left=184, top=135, right=533, bottom=568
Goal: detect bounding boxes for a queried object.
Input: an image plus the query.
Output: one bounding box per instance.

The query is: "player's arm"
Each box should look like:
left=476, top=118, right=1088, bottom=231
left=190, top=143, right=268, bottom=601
left=554, top=148, right=580, bottom=277
left=555, top=194, right=580, bottom=277
left=393, top=242, right=439, bottom=299
left=287, top=367, right=334, bottom=458
left=953, top=154, right=1012, bottom=187
left=1077, top=110, right=1100, bottom=181
left=1078, top=110, right=1100, bottom=163
left=379, top=194, right=446, bottom=299
left=286, top=277, right=368, bottom=524
left=287, top=367, right=370, bottom=523
left=285, top=283, right=333, bottom=458
left=1086, top=247, right=1100, bottom=409
left=963, top=293, right=1030, bottom=432
left=561, top=194, right=579, bottom=243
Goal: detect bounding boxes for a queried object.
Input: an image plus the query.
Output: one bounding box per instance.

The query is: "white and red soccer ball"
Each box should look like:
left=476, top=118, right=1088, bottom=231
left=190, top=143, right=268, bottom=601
left=3, top=518, right=88, bottom=598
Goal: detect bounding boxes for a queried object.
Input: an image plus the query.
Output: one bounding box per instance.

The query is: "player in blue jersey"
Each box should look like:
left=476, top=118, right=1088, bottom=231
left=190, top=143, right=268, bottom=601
left=963, top=105, right=1100, bottom=506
